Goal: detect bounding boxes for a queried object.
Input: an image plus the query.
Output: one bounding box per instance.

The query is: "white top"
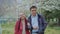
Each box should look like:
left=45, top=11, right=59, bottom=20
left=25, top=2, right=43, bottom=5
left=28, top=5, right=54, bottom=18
left=22, top=20, right=26, bottom=34
left=31, top=14, right=39, bottom=32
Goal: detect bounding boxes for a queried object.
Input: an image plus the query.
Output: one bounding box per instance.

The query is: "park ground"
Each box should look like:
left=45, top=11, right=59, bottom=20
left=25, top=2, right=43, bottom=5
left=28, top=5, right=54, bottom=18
left=1, top=22, right=60, bottom=34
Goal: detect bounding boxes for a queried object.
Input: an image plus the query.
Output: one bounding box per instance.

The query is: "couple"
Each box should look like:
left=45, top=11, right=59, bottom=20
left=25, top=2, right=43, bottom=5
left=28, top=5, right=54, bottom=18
left=14, top=6, right=47, bottom=34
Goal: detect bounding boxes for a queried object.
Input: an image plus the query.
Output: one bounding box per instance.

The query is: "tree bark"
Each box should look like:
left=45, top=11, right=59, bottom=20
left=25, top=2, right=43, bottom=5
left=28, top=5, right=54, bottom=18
left=58, top=18, right=60, bottom=26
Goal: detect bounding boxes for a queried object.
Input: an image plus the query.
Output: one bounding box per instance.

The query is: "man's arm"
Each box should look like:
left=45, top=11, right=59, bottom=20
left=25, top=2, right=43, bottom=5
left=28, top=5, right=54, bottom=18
left=27, top=22, right=31, bottom=30
left=27, top=17, right=33, bottom=30
left=38, top=14, right=48, bottom=33
left=41, top=15, right=48, bottom=31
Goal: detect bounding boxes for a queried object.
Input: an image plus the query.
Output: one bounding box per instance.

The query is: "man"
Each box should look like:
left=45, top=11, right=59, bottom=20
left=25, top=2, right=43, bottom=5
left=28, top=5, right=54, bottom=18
left=28, top=6, right=47, bottom=34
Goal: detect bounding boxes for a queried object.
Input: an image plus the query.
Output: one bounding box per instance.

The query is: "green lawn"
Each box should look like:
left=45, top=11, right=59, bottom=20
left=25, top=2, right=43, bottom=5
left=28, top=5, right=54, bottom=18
left=45, top=27, right=60, bottom=34
left=1, top=22, right=60, bottom=34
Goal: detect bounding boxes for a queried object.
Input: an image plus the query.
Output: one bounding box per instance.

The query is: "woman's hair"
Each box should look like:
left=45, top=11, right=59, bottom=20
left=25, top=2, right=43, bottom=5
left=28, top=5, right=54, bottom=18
left=19, top=12, right=25, bottom=17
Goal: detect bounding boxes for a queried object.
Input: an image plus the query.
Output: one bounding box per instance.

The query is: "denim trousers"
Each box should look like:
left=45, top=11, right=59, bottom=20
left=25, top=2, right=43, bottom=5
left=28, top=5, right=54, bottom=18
left=32, top=32, right=38, bottom=34
left=32, top=32, right=44, bottom=34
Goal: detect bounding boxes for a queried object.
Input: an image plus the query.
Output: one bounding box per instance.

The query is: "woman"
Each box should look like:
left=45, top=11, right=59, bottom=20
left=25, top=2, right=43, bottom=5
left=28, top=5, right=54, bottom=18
left=14, top=13, right=30, bottom=34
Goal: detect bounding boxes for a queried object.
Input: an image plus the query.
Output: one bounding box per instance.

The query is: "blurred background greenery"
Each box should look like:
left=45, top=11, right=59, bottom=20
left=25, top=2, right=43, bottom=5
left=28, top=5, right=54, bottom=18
left=0, top=0, right=60, bottom=34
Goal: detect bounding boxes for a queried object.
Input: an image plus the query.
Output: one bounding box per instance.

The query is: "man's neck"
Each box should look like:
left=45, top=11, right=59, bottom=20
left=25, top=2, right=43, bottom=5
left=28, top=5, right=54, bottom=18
left=32, top=14, right=37, bottom=17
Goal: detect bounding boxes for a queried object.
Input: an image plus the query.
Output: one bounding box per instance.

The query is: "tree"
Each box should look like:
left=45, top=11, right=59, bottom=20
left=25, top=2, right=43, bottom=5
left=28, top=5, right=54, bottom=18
left=41, top=0, right=60, bottom=26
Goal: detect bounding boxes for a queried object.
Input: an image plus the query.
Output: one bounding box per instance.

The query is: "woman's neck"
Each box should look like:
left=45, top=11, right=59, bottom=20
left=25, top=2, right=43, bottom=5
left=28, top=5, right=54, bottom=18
left=21, top=18, right=25, bottom=21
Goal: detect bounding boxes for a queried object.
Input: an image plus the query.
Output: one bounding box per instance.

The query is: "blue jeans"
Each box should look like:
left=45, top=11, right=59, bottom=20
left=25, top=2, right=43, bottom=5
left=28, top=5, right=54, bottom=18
left=32, top=32, right=38, bottom=34
left=32, top=32, right=44, bottom=34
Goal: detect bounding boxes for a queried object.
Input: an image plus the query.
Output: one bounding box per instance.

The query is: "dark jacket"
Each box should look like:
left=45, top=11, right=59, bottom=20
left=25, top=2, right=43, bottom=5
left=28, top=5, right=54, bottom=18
left=28, top=14, right=47, bottom=34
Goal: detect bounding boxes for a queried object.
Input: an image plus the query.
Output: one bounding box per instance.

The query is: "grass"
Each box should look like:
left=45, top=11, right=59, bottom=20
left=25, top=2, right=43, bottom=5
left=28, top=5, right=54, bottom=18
left=1, top=22, right=60, bottom=34
left=45, top=26, right=60, bottom=34
left=1, top=22, right=15, bottom=34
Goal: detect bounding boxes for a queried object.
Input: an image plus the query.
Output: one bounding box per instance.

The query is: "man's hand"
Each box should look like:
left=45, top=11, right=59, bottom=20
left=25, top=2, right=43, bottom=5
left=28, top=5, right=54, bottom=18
left=33, top=26, right=39, bottom=30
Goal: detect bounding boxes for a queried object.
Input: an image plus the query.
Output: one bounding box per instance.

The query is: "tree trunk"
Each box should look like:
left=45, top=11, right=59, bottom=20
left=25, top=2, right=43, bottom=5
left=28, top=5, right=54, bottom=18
left=58, top=18, right=60, bottom=26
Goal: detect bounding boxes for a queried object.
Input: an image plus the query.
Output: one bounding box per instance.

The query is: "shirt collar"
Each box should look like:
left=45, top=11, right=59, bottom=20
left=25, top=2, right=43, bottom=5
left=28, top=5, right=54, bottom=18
left=31, top=14, right=38, bottom=17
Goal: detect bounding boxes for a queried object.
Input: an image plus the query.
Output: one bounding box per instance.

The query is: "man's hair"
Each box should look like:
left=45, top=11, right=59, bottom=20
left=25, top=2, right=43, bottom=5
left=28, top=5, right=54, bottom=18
left=30, top=6, right=37, bottom=10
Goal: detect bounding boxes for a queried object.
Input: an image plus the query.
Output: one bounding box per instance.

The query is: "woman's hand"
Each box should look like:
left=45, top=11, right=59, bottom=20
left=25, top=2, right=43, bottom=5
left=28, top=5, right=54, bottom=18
left=27, top=23, right=30, bottom=26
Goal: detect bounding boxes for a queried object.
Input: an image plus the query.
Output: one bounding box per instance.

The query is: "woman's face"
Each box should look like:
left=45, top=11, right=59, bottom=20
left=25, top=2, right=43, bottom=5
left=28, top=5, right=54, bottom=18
left=20, top=13, right=26, bottom=20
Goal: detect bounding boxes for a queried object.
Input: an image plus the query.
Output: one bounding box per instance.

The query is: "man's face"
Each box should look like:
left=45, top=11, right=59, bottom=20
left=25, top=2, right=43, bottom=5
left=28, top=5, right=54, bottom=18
left=30, top=8, right=37, bottom=16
